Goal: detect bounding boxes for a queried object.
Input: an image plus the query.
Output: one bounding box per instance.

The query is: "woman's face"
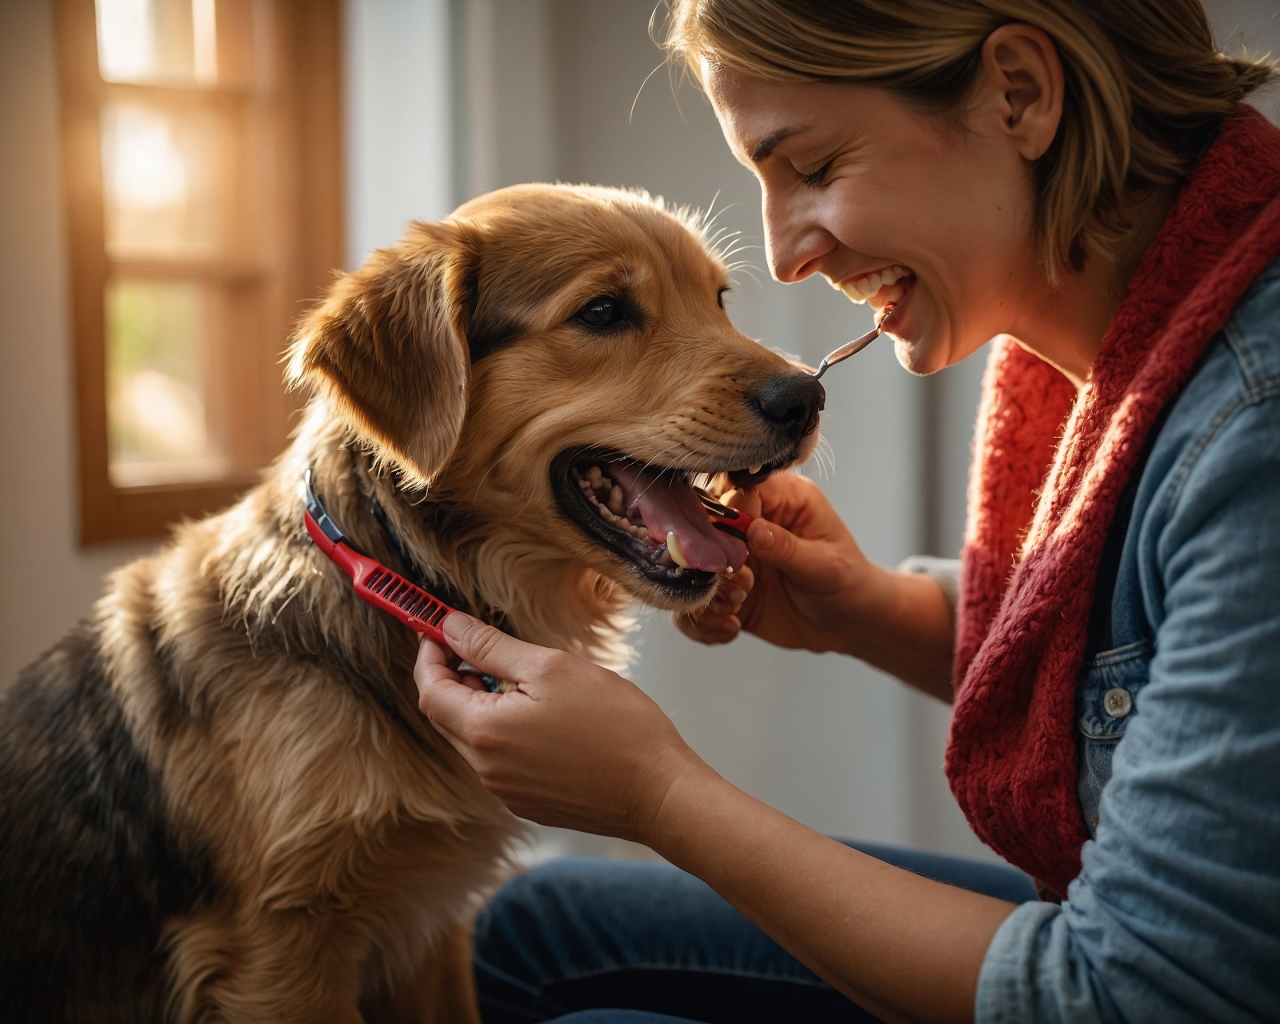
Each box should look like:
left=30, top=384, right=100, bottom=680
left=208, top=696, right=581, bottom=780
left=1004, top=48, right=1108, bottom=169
left=707, top=70, right=1047, bottom=374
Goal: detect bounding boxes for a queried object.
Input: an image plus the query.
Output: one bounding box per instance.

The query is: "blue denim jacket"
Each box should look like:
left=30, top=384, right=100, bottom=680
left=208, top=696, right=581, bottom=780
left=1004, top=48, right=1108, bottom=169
left=974, top=258, right=1280, bottom=1022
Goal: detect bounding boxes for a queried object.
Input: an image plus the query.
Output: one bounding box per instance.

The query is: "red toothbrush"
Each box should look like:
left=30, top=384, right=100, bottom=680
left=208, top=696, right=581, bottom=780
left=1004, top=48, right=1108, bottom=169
left=698, top=492, right=754, bottom=543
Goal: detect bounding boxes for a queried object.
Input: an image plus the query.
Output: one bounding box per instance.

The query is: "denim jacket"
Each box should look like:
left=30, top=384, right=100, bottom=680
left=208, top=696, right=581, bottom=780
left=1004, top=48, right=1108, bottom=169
left=968, top=257, right=1280, bottom=1021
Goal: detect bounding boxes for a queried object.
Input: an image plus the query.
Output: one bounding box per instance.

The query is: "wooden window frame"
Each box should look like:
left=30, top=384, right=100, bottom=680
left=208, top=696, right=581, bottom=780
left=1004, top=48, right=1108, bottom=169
left=54, top=0, right=344, bottom=543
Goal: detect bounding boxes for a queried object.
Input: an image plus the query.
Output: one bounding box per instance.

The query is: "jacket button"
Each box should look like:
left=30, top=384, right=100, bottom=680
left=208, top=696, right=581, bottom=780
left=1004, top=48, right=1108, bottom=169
left=1104, top=687, right=1132, bottom=718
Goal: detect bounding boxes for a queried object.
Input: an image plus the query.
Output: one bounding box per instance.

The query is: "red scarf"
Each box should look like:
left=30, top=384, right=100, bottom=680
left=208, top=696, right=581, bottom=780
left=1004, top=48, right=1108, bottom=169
left=946, top=106, right=1280, bottom=898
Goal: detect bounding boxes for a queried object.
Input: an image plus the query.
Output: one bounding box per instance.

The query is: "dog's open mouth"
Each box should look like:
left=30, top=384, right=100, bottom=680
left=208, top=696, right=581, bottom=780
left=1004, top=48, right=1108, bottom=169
left=552, top=450, right=783, bottom=591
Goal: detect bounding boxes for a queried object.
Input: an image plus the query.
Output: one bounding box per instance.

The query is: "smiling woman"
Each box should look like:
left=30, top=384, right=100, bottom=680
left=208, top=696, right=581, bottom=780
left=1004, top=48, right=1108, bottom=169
left=409, top=3, right=1280, bottom=1024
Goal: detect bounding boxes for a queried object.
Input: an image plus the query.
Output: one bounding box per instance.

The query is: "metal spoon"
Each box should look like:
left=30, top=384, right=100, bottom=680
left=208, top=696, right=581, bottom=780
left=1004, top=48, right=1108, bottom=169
left=811, top=304, right=896, bottom=380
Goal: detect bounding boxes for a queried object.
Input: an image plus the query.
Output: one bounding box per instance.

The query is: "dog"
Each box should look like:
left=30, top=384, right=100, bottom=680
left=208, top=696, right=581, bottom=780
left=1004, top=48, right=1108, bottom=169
left=0, top=184, right=825, bottom=1022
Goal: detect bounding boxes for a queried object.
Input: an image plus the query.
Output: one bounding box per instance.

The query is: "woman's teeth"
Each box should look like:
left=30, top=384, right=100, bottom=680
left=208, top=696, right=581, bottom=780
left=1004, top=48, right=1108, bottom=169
left=838, top=264, right=913, bottom=306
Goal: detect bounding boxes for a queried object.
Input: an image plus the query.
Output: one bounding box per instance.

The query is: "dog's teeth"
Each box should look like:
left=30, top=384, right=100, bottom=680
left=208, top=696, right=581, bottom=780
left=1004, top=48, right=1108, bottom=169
left=749, top=464, right=763, bottom=475
left=586, top=465, right=604, bottom=488
left=658, top=548, right=674, bottom=566
left=666, top=531, right=692, bottom=569
left=608, top=485, right=625, bottom=516
left=674, top=566, right=685, bottom=576
left=636, top=526, right=649, bottom=538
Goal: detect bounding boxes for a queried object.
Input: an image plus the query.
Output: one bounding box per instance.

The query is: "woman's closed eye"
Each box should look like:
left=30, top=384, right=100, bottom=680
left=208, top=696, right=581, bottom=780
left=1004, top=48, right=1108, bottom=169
left=799, top=159, right=835, bottom=188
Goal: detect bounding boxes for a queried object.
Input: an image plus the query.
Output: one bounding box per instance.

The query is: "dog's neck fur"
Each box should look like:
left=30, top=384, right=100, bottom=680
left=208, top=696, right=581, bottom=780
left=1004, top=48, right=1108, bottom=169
left=203, top=403, right=637, bottom=688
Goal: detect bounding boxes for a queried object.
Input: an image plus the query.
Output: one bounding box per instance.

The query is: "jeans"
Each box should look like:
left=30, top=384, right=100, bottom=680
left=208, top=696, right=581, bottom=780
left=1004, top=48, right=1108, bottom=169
left=473, top=839, right=1037, bottom=1024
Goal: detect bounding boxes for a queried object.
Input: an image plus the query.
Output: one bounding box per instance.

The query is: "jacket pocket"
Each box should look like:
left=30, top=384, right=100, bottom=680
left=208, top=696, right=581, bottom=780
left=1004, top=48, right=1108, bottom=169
left=1077, top=640, right=1152, bottom=835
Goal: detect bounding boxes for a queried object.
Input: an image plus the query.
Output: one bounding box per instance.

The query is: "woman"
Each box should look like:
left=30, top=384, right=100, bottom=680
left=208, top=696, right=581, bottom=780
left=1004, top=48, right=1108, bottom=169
left=417, top=2, right=1280, bottom=1021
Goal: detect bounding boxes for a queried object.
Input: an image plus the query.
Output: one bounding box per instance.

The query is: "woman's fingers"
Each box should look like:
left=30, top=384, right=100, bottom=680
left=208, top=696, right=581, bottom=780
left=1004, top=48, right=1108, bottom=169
left=746, top=516, right=844, bottom=592
left=417, top=614, right=568, bottom=753
left=675, top=610, right=741, bottom=645
left=416, top=632, right=454, bottom=670
left=413, top=623, right=698, bottom=840
left=414, top=637, right=487, bottom=747
left=672, top=565, right=754, bottom=645
left=710, top=576, right=750, bottom=614
left=438, top=612, right=550, bottom=683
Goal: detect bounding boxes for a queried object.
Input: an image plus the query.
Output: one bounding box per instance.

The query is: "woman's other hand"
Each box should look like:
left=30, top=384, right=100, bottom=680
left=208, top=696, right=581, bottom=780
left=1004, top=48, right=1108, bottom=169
left=415, top=615, right=710, bottom=841
left=677, top=472, right=957, bottom=700
left=677, top=473, right=869, bottom=653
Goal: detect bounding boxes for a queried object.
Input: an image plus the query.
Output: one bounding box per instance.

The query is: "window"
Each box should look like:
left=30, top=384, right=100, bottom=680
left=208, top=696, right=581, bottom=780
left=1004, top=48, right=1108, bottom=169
left=54, top=0, right=343, bottom=541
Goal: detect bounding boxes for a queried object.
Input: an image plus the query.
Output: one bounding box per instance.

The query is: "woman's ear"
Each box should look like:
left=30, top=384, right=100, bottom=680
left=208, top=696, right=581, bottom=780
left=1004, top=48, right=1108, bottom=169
left=980, top=23, right=1064, bottom=162
left=288, top=221, right=477, bottom=488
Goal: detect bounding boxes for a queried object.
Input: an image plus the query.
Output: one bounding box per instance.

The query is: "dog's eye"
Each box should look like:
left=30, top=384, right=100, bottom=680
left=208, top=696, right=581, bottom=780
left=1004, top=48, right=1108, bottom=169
left=573, top=296, right=625, bottom=329
left=717, top=286, right=729, bottom=310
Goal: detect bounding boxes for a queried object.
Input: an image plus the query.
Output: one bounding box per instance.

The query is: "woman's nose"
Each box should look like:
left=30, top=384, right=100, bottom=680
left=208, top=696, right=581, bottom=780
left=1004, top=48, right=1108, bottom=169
left=762, top=190, right=837, bottom=284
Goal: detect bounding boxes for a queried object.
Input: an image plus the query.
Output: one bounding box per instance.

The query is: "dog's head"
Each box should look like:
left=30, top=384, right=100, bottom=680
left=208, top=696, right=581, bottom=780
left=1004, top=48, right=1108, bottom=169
left=289, top=185, right=822, bottom=618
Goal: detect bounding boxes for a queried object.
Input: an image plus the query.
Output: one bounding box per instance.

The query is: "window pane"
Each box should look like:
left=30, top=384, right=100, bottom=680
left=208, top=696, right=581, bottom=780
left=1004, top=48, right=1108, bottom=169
left=101, top=102, right=224, bottom=258
left=96, top=0, right=218, bottom=86
left=106, top=278, right=229, bottom=487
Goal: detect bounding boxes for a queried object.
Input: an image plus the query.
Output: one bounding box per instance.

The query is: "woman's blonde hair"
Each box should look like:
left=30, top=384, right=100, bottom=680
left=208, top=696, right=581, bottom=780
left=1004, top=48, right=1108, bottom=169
left=662, top=0, right=1276, bottom=277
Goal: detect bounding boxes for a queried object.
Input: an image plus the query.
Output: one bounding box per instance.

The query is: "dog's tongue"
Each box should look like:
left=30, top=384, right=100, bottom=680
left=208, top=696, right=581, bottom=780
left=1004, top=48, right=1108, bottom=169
left=606, top=460, right=747, bottom=573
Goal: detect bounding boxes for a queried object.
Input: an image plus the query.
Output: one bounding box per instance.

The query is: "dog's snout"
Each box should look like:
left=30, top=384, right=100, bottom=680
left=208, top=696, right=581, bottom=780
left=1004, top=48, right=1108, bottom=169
left=752, top=373, right=826, bottom=438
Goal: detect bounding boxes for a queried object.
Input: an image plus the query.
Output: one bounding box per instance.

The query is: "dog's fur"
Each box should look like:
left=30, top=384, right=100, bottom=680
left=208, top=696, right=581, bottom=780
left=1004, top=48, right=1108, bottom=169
left=0, top=185, right=821, bottom=1022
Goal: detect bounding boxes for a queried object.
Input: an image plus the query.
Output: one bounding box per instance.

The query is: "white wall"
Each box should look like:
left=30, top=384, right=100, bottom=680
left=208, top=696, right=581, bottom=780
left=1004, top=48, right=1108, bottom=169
left=344, top=0, right=453, bottom=267
left=1212, top=0, right=1280, bottom=124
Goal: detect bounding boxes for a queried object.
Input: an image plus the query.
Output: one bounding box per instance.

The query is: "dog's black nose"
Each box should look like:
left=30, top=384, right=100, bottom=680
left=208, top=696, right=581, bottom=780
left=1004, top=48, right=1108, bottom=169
left=751, top=373, right=826, bottom=439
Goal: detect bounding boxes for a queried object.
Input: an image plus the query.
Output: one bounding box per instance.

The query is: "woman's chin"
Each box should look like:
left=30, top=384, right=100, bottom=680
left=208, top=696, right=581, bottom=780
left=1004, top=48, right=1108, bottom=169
left=892, top=335, right=948, bottom=375
left=885, top=303, right=951, bottom=375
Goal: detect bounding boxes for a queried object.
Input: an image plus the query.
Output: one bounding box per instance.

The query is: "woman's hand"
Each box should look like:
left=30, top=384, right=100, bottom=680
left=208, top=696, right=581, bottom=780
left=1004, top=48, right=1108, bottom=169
left=679, top=472, right=957, bottom=700
left=678, top=473, right=872, bottom=653
left=415, top=614, right=709, bottom=842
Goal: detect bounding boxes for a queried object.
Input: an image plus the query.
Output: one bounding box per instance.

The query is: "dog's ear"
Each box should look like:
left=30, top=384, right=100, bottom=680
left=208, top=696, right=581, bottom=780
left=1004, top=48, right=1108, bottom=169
left=288, top=221, right=476, bottom=488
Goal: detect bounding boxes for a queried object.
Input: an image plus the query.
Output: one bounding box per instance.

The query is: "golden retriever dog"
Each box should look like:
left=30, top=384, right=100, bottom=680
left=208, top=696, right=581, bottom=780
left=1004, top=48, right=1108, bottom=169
left=0, top=184, right=825, bottom=1023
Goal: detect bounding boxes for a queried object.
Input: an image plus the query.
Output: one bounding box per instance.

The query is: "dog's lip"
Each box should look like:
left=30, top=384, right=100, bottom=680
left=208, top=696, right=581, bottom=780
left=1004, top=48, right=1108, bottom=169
left=727, top=462, right=784, bottom=489
left=550, top=448, right=791, bottom=592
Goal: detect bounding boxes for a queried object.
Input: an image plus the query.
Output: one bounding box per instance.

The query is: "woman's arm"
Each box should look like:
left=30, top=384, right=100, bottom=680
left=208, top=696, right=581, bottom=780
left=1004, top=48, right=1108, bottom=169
left=650, top=756, right=1015, bottom=1023
left=678, top=474, right=956, bottom=700
left=416, top=620, right=1014, bottom=1024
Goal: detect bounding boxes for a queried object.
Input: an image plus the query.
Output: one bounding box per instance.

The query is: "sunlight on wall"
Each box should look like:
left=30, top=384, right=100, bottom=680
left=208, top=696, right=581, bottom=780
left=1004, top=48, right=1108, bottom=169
left=96, top=0, right=218, bottom=86
left=92, top=0, right=270, bottom=489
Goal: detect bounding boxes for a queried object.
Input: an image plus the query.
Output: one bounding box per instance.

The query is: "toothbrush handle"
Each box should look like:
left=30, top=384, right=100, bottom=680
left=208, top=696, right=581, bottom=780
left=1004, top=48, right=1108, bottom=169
left=700, top=494, right=754, bottom=541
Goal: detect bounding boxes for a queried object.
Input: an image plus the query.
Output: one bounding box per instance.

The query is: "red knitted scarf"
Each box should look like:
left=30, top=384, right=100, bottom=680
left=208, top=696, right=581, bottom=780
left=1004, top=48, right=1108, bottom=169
left=946, top=106, right=1280, bottom=898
